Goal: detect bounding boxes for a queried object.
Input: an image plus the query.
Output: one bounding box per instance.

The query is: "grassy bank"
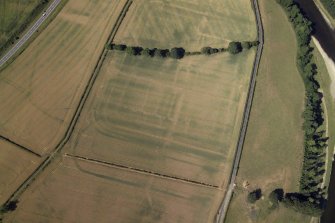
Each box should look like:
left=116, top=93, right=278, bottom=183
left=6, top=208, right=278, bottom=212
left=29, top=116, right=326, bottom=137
left=314, top=0, right=335, bottom=28
left=225, top=0, right=310, bottom=222
left=312, top=40, right=335, bottom=189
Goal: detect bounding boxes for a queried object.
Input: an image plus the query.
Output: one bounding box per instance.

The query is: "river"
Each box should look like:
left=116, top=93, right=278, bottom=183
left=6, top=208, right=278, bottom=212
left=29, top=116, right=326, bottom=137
left=293, top=0, right=335, bottom=222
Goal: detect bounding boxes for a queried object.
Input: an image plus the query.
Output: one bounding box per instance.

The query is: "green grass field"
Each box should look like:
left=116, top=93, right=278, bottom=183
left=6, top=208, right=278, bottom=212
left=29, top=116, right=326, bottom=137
left=114, top=0, right=257, bottom=51
left=225, top=0, right=311, bottom=222
left=0, top=0, right=49, bottom=54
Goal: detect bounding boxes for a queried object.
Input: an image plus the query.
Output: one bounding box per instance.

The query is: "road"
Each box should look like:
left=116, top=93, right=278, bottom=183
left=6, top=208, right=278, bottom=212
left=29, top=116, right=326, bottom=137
left=0, top=0, right=62, bottom=68
left=215, top=0, right=264, bottom=222
left=2, top=0, right=133, bottom=208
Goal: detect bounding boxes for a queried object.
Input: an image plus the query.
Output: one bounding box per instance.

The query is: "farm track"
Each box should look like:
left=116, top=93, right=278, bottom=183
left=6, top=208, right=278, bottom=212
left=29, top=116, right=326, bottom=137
left=65, top=153, right=220, bottom=189
left=215, top=0, right=264, bottom=222
left=2, top=0, right=133, bottom=207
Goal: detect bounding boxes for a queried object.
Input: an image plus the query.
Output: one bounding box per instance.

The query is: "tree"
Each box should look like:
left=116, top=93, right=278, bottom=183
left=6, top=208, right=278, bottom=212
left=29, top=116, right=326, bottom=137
left=114, top=44, right=127, bottom=51
left=247, top=189, right=262, bottom=203
left=0, top=200, right=18, bottom=214
left=170, top=47, right=185, bottom=59
left=269, top=188, right=284, bottom=209
left=142, top=48, right=153, bottom=57
left=201, top=47, right=212, bottom=55
left=154, top=49, right=164, bottom=58
left=228, top=41, right=242, bottom=54
left=201, top=47, right=219, bottom=55
left=126, top=46, right=137, bottom=55
left=242, top=41, right=252, bottom=50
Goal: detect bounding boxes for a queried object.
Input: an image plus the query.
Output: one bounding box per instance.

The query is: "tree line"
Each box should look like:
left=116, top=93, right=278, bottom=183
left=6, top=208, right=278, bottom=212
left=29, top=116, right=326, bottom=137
left=247, top=187, right=324, bottom=216
left=105, top=41, right=259, bottom=59
left=321, top=0, right=335, bottom=18
left=275, top=0, right=327, bottom=216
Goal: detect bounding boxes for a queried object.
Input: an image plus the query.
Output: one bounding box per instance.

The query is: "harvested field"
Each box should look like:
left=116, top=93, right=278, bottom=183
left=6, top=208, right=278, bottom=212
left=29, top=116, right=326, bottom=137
left=0, top=0, right=128, bottom=155
left=1, top=0, right=258, bottom=222
left=6, top=156, right=223, bottom=223
left=66, top=48, right=256, bottom=187
left=114, top=0, right=257, bottom=51
left=0, top=140, right=39, bottom=204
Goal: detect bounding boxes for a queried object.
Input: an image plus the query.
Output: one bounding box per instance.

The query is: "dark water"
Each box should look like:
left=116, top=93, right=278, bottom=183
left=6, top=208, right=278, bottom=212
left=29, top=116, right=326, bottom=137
left=295, top=0, right=335, bottom=61
left=293, top=1, right=335, bottom=222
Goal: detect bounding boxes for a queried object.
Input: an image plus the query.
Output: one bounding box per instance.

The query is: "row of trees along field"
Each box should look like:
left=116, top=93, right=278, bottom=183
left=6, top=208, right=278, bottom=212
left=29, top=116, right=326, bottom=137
left=275, top=0, right=327, bottom=216
left=106, top=41, right=259, bottom=59
left=321, top=0, right=335, bottom=18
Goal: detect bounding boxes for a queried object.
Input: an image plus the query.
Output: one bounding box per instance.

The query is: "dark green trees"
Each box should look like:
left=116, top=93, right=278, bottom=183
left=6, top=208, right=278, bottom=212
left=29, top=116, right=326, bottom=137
left=247, top=189, right=262, bottom=203
left=276, top=0, right=327, bottom=216
left=228, top=41, right=242, bottom=54
left=269, top=189, right=284, bottom=209
left=169, top=47, right=185, bottom=59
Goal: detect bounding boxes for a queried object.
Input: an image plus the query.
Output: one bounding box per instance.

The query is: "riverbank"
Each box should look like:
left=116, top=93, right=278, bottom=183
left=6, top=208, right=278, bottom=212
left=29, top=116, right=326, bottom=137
left=313, top=37, right=335, bottom=100
left=313, top=0, right=335, bottom=29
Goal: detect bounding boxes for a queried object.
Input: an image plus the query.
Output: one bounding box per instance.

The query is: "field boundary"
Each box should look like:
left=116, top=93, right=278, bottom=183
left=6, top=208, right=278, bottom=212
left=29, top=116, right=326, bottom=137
left=215, top=0, right=264, bottom=222
left=1, top=0, right=133, bottom=209
left=65, top=153, right=220, bottom=189
left=0, top=135, right=41, bottom=157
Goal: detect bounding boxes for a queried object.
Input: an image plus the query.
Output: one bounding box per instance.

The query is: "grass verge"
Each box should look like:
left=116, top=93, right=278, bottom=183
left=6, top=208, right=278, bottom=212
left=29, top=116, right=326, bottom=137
left=0, top=0, right=69, bottom=72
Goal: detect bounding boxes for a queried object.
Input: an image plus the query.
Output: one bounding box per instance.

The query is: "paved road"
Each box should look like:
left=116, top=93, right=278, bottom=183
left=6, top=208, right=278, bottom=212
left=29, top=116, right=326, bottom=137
left=215, top=0, right=264, bottom=222
left=0, top=0, right=61, bottom=68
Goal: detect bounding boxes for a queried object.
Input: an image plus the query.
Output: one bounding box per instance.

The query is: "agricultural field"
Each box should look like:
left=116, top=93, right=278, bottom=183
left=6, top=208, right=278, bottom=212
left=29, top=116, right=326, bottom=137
left=0, top=0, right=128, bottom=155
left=225, top=0, right=310, bottom=222
left=66, top=49, right=255, bottom=187
left=114, top=0, right=257, bottom=51
left=4, top=156, right=222, bottom=223
left=1, top=0, right=259, bottom=222
left=0, top=0, right=48, bottom=55
left=0, top=140, right=39, bottom=205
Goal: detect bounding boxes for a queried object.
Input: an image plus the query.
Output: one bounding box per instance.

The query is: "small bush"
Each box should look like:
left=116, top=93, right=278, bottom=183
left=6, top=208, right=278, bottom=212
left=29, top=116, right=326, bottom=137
left=153, top=49, right=169, bottom=58
left=201, top=47, right=219, bottom=55
left=228, top=41, right=243, bottom=54
left=125, top=46, right=143, bottom=55
left=1, top=200, right=18, bottom=214
left=126, top=46, right=137, bottom=55
left=170, top=47, right=185, bottom=59
left=242, top=41, right=252, bottom=50
left=247, top=189, right=262, bottom=203
left=105, top=43, right=113, bottom=50
left=201, top=47, right=212, bottom=55
left=114, top=44, right=127, bottom=51
left=269, top=188, right=284, bottom=209
left=142, top=48, right=153, bottom=57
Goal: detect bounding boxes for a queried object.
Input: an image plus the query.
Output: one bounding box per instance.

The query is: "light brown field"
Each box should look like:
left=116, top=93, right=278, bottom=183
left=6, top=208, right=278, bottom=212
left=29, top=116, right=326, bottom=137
left=2, top=0, right=258, bottom=222
left=6, top=156, right=223, bottom=223
left=114, top=0, right=257, bottom=50
left=0, top=140, right=39, bottom=204
left=65, top=49, right=256, bottom=187
left=0, top=0, right=128, bottom=155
